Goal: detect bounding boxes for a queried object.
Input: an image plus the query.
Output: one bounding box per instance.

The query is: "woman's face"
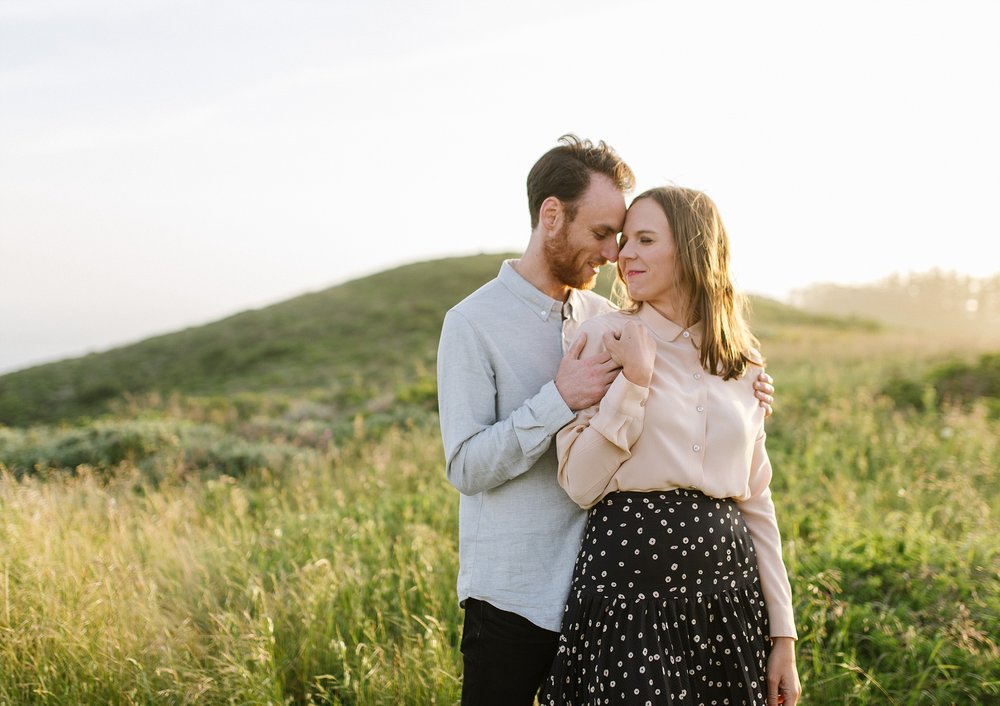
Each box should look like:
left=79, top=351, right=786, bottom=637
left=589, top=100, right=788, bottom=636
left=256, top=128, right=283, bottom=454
left=618, top=198, right=680, bottom=311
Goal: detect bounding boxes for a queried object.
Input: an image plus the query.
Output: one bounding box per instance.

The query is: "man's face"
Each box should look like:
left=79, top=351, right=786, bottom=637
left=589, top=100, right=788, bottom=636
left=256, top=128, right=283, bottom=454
left=544, top=174, right=627, bottom=290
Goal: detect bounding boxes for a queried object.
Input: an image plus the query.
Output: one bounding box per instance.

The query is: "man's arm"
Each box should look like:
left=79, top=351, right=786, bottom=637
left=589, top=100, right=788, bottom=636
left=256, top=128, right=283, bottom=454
left=437, top=309, right=618, bottom=496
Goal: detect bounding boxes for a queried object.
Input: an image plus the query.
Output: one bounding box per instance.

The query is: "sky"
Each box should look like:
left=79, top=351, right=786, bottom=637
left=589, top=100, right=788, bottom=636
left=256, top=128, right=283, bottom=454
left=1, top=0, right=998, bottom=374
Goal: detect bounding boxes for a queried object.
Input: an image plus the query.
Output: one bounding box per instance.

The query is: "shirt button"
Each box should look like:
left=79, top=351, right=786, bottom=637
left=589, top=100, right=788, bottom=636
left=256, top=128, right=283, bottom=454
left=540, top=310, right=546, bottom=316
left=693, top=372, right=702, bottom=380
left=696, top=405, right=704, bottom=412
left=692, top=444, right=702, bottom=452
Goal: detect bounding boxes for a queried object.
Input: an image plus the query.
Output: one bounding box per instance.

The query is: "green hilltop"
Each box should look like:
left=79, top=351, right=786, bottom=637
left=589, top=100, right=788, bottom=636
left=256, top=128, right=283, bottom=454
left=0, top=254, right=875, bottom=427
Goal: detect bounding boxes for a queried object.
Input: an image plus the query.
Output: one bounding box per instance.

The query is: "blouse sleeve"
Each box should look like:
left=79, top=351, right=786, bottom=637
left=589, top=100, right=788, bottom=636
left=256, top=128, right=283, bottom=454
left=737, top=423, right=798, bottom=639
left=555, top=320, right=650, bottom=509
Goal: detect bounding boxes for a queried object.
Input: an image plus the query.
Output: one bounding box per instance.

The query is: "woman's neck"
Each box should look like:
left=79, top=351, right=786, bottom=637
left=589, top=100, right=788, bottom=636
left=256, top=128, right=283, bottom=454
left=645, top=297, right=696, bottom=328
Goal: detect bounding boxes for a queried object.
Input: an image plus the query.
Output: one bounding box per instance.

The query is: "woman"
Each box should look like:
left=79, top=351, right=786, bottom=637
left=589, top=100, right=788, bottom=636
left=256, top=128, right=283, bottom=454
left=542, top=187, right=800, bottom=705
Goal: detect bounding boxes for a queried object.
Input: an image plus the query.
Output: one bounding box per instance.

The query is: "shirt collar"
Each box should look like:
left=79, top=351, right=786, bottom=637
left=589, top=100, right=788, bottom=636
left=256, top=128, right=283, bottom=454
left=637, top=303, right=704, bottom=346
left=498, top=260, right=564, bottom=322
left=563, top=289, right=589, bottom=325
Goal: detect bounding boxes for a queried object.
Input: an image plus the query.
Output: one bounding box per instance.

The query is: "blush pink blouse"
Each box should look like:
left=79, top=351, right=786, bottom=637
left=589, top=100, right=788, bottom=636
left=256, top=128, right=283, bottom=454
left=556, top=303, right=797, bottom=638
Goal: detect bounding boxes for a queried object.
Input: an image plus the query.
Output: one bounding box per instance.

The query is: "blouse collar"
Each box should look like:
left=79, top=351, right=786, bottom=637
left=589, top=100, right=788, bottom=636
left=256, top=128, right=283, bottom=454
left=636, top=303, right=704, bottom=346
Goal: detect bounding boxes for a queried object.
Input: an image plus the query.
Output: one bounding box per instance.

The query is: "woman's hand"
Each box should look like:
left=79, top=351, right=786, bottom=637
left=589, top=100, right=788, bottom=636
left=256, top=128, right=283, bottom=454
left=602, top=322, right=656, bottom=387
left=767, top=637, right=801, bottom=705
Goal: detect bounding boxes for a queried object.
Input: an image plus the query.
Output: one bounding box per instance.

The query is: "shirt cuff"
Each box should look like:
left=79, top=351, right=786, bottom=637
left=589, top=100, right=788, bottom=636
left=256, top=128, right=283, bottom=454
left=588, top=373, right=649, bottom=447
left=767, top=607, right=798, bottom=640
left=534, top=379, right=577, bottom=433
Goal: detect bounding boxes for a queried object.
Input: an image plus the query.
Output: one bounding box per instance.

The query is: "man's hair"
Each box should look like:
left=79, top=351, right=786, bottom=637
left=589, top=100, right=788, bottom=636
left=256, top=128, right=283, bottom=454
left=526, top=134, right=635, bottom=229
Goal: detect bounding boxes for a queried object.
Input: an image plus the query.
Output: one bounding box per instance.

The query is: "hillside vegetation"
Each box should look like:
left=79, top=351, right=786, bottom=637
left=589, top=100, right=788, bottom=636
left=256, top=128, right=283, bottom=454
left=0, top=255, right=514, bottom=427
left=0, top=255, right=997, bottom=705
left=0, top=255, right=877, bottom=428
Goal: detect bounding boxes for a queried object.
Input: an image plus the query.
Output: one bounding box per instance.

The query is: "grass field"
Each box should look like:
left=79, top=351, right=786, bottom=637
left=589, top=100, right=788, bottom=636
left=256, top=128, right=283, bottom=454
left=0, top=256, right=998, bottom=704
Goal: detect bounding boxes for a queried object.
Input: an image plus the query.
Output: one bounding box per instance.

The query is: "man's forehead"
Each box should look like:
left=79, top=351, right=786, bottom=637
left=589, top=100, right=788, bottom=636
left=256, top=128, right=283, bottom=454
left=578, top=176, right=627, bottom=224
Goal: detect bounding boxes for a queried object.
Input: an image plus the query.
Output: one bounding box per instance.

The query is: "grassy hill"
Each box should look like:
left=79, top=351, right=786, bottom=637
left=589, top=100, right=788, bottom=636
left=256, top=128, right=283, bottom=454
left=0, top=255, right=997, bottom=704
left=0, top=254, right=878, bottom=428
left=0, top=254, right=516, bottom=427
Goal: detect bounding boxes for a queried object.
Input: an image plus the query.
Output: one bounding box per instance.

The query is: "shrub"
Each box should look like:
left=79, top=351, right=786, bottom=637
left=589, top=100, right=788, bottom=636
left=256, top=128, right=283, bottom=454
left=882, top=350, right=1000, bottom=413
left=929, top=352, right=1000, bottom=405
left=0, top=419, right=182, bottom=475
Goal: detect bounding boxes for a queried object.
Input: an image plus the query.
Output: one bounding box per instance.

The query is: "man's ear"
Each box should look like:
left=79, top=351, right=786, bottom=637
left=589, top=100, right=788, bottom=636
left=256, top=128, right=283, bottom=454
left=539, top=196, right=564, bottom=234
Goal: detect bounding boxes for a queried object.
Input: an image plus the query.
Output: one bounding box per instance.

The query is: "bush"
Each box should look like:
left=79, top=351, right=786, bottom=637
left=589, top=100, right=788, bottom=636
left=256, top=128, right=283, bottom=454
left=882, top=351, right=1000, bottom=413
left=929, top=352, right=1000, bottom=405
left=0, top=420, right=182, bottom=475
left=881, top=376, right=930, bottom=411
left=0, top=419, right=318, bottom=480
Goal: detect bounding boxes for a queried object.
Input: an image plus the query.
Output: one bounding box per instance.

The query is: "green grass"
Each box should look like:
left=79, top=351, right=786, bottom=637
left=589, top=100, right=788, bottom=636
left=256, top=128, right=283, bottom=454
left=0, top=255, right=997, bottom=704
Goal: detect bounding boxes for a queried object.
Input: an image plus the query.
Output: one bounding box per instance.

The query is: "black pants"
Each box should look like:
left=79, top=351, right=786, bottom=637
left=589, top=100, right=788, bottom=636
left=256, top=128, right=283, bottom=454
left=460, top=598, right=560, bottom=706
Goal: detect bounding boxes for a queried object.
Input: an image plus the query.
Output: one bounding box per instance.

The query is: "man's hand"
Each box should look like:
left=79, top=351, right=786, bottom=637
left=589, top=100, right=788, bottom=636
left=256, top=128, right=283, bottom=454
left=755, top=372, right=775, bottom=417
left=555, top=333, right=622, bottom=411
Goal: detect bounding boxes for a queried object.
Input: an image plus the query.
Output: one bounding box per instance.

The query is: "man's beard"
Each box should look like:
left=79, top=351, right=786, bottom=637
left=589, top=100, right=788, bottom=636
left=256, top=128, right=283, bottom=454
left=544, top=223, right=600, bottom=290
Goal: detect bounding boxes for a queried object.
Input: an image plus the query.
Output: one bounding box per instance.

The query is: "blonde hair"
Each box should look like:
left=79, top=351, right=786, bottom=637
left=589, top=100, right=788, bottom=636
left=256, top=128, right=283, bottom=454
left=611, top=186, right=762, bottom=380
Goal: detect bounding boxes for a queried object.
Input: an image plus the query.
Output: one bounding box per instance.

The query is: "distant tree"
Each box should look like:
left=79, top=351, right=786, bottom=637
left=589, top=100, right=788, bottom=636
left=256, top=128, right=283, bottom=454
left=792, top=270, right=1000, bottom=342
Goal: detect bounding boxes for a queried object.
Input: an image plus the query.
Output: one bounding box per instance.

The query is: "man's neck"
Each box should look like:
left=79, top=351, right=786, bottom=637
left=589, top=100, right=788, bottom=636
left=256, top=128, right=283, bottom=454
left=511, top=254, right=571, bottom=302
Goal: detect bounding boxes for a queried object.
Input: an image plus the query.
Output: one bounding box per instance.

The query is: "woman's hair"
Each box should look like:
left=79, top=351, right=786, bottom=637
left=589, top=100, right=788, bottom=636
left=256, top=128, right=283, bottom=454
left=611, top=186, right=762, bottom=380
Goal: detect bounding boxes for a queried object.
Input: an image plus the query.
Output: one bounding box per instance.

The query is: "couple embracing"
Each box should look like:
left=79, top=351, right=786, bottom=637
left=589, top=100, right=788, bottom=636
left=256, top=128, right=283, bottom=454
left=437, top=135, right=801, bottom=705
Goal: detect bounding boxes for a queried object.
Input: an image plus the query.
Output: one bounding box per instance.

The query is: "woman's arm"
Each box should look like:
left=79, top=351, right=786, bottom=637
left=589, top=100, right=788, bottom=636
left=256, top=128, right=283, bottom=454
left=555, top=320, right=655, bottom=508
left=737, top=424, right=798, bottom=639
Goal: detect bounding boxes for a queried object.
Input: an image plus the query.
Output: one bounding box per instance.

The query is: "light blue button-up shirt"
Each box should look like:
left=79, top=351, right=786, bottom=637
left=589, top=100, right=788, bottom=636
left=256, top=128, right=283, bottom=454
left=437, top=260, right=614, bottom=631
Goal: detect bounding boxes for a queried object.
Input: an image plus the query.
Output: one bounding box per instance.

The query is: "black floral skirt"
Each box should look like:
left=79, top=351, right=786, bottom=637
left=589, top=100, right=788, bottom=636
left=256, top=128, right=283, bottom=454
left=541, top=489, right=771, bottom=705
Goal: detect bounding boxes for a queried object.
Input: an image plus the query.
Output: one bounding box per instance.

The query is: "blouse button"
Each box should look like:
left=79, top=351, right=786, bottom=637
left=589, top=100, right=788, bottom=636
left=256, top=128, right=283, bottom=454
left=693, top=372, right=702, bottom=380
left=692, top=444, right=702, bottom=452
left=696, top=405, right=704, bottom=412
left=682, top=331, right=690, bottom=338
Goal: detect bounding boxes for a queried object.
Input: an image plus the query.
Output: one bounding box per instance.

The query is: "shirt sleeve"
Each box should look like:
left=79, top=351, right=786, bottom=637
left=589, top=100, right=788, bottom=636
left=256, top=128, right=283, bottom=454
left=555, top=321, right=650, bottom=508
left=437, top=308, right=576, bottom=496
left=737, top=424, right=798, bottom=639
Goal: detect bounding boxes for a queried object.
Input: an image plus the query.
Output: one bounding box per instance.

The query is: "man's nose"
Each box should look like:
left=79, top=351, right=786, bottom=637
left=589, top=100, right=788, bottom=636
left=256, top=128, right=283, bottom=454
left=602, top=241, right=620, bottom=263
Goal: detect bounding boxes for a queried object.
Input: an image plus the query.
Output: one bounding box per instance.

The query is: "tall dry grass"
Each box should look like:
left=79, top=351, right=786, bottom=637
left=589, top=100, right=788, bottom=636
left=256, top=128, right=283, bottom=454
left=0, top=329, right=997, bottom=704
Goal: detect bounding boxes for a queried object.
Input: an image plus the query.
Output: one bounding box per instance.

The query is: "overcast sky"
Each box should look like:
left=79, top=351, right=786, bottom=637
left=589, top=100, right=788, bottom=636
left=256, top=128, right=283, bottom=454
left=1, top=0, right=998, bottom=374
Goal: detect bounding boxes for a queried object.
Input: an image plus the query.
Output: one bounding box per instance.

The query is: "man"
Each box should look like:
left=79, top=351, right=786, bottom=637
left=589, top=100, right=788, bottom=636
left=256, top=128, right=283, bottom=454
left=436, top=135, right=774, bottom=705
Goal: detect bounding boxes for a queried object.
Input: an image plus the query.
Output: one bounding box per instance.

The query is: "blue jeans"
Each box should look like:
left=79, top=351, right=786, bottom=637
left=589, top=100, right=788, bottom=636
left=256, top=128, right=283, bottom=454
left=460, top=598, right=560, bottom=706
